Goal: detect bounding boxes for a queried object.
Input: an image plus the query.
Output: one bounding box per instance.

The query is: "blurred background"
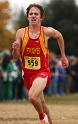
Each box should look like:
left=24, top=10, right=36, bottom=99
left=0, top=0, right=78, bottom=101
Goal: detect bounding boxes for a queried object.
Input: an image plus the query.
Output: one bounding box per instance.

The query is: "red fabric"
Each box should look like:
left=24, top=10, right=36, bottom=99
left=39, top=113, right=45, bottom=120
left=23, top=67, right=51, bottom=90
left=21, top=26, right=51, bottom=90
left=21, top=26, right=49, bottom=71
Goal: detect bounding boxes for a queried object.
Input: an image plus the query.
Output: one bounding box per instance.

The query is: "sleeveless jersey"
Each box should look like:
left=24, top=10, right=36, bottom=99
left=21, top=26, right=49, bottom=72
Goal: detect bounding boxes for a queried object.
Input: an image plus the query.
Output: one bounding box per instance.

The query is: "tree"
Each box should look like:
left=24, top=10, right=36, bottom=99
left=14, top=9, right=28, bottom=30
left=0, top=1, right=15, bottom=51
left=42, top=0, right=78, bottom=56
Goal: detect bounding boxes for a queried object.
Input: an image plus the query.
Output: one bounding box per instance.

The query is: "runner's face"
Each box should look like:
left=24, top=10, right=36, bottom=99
left=28, top=7, right=42, bottom=25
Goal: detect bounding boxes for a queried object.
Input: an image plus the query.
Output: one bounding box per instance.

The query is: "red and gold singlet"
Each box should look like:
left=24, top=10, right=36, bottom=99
left=21, top=26, right=51, bottom=90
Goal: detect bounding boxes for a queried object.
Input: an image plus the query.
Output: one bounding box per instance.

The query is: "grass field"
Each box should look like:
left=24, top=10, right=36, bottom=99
left=0, top=93, right=78, bottom=124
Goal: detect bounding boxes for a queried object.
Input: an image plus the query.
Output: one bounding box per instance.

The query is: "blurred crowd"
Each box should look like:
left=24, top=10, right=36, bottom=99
left=44, top=52, right=78, bottom=96
left=0, top=50, right=78, bottom=101
left=0, top=49, right=28, bottom=101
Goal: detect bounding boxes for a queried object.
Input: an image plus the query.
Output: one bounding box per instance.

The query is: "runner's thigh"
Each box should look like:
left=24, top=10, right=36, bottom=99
left=29, top=76, right=48, bottom=96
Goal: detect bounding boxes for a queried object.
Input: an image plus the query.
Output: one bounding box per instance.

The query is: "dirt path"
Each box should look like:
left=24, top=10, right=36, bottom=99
left=0, top=103, right=78, bottom=124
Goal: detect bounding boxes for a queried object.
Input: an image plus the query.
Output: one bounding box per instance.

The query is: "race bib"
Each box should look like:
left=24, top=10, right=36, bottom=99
left=24, top=56, right=41, bottom=70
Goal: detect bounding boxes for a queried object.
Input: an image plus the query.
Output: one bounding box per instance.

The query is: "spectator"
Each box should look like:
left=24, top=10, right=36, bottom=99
left=70, top=56, right=78, bottom=93
left=47, top=60, right=59, bottom=96
left=0, top=51, right=4, bottom=101
left=58, top=60, right=66, bottom=95
left=15, top=57, right=23, bottom=100
left=2, top=52, right=14, bottom=100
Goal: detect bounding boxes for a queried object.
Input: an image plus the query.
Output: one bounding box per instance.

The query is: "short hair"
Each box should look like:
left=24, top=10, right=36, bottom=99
left=26, top=3, right=45, bottom=19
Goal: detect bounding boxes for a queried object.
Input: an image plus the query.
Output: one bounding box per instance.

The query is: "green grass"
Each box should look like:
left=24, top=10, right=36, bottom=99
left=45, top=93, right=78, bottom=105
left=0, top=93, right=78, bottom=105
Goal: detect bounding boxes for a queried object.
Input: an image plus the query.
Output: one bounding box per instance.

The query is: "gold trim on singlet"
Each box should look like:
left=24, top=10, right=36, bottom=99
left=39, top=26, right=48, bottom=57
left=21, top=27, right=29, bottom=56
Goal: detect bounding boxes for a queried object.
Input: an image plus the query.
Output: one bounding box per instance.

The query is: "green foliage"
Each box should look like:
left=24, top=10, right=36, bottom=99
left=42, top=0, right=78, bottom=56
left=14, top=9, right=28, bottom=30
left=45, top=93, right=78, bottom=105
left=0, top=1, right=15, bottom=51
